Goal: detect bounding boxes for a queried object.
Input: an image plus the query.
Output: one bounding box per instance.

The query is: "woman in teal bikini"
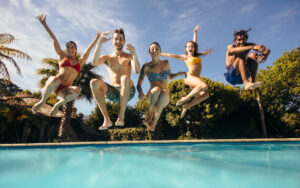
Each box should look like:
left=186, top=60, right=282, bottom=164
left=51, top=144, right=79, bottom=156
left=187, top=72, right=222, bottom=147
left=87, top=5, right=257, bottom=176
left=32, top=14, right=101, bottom=116
left=137, top=42, right=185, bottom=131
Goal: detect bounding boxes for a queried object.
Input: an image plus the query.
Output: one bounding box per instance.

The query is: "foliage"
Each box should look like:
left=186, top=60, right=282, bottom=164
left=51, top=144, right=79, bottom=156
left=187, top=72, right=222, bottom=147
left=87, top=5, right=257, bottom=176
left=256, top=49, right=300, bottom=136
left=85, top=102, right=143, bottom=129
left=0, top=33, right=31, bottom=83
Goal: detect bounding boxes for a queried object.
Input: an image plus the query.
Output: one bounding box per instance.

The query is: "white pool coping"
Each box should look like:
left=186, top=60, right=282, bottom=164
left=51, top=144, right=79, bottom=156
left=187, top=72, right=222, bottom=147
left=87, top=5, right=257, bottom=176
left=0, top=138, right=299, bottom=147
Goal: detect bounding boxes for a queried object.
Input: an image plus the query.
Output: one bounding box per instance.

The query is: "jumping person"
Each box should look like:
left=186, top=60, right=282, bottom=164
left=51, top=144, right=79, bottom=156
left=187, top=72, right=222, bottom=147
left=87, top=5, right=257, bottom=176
left=225, top=28, right=270, bottom=89
left=137, top=42, right=186, bottom=131
left=160, top=25, right=212, bottom=118
left=90, top=29, right=140, bottom=130
left=32, top=14, right=101, bottom=116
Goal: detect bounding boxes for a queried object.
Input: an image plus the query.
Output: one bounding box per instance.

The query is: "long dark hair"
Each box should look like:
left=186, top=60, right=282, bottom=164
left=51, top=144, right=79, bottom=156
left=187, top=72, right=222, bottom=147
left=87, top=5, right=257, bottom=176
left=185, top=41, right=203, bottom=57
left=149, top=41, right=161, bottom=53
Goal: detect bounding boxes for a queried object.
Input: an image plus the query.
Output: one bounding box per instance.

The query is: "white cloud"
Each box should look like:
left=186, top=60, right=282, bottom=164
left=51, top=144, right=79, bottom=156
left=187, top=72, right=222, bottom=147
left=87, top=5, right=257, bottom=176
left=240, top=2, right=257, bottom=13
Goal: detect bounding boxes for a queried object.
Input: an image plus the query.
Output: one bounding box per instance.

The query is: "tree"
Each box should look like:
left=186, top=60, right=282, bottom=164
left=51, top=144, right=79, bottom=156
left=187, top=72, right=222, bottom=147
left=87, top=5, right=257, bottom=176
left=0, top=33, right=31, bottom=83
left=256, top=48, right=300, bottom=136
left=36, top=58, right=102, bottom=140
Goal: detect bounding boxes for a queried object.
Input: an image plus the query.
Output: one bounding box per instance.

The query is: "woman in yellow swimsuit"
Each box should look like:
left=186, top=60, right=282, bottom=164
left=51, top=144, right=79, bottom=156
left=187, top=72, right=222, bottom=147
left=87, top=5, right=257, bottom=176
left=160, top=25, right=212, bottom=118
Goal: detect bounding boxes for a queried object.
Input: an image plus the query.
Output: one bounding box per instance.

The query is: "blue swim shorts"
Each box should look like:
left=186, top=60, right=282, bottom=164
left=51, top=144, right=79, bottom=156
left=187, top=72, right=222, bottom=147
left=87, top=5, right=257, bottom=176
left=224, top=65, right=249, bottom=85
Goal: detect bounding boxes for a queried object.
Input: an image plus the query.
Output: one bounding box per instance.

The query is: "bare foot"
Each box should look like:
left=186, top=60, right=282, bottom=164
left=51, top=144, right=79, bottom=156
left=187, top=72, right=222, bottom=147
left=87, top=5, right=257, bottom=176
left=143, top=119, right=150, bottom=127
left=49, top=106, right=59, bottom=116
left=146, top=124, right=155, bottom=132
left=244, top=82, right=263, bottom=90
left=115, top=118, right=124, bottom=127
left=176, top=96, right=188, bottom=106
left=32, top=102, right=43, bottom=114
left=180, top=106, right=188, bottom=118
left=98, top=120, right=113, bottom=130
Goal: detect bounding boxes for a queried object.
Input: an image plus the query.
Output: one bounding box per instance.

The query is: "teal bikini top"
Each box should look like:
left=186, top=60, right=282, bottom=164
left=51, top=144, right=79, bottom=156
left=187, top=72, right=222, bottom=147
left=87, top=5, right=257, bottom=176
left=148, top=70, right=169, bottom=82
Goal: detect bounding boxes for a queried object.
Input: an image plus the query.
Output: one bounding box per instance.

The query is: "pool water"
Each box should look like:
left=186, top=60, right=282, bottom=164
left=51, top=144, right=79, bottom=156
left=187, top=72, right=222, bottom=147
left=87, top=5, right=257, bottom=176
left=0, top=142, right=299, bottom=188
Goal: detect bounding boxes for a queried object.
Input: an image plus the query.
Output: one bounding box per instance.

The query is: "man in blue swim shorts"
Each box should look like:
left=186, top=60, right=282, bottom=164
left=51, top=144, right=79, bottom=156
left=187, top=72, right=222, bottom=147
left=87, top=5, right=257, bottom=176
left=90, top=29, right=140, bottom=130
left=225, top=28, right=270, bottom=89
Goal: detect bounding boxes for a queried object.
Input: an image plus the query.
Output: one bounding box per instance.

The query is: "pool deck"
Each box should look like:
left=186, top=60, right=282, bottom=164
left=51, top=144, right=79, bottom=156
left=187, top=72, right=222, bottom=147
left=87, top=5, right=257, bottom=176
left=0, top=138, right=299, bottom=147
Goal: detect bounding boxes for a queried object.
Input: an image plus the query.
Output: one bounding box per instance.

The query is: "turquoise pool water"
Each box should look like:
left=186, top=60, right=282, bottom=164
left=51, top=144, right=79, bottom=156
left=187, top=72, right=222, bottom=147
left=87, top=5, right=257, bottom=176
left=0, top=142, right=299, bottom=188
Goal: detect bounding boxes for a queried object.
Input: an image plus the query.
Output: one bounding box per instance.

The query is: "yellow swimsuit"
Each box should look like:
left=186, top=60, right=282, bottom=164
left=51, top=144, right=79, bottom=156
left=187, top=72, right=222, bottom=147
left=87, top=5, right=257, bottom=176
left=186, top=57, right=202, bottom=76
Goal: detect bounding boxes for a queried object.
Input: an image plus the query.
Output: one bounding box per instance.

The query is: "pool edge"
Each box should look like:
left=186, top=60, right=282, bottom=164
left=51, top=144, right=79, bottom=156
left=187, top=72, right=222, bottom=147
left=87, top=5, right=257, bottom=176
left=1, top=138, right=300, bottom=147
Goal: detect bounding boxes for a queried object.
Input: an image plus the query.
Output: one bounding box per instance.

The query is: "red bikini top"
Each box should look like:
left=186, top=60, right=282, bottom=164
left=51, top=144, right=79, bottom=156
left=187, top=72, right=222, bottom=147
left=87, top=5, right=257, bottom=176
left=59, top=58, right=81, bottom=73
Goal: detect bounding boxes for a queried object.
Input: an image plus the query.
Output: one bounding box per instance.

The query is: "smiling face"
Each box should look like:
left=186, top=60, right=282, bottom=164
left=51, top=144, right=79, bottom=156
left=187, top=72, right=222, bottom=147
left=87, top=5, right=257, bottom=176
left=235, top=35, right=247, bottom=47
left=149, top=43, right=161, bottom=57
left=185, top=42, right=195, bottom=56
left=66, top=41, right=77, bottom=57
left=112, top=33, right=125, bottom=51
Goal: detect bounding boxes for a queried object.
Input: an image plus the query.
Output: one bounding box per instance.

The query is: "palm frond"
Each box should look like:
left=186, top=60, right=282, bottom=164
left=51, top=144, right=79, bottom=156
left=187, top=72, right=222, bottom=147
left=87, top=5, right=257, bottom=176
left=0, top=33, right=15, bottom=45
left=36, top=68, right=58, bottom=77
left=0, top=46, right=32, bottom=61
left=0, top=60, right=10, bottom=82
left=41, top=58, right=59, bottom=69
left=0, top=52, right=22, bottom=76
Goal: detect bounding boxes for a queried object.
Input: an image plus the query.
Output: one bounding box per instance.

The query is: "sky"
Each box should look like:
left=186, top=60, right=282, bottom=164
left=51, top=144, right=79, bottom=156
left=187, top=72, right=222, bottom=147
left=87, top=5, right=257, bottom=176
left=1, top=0, right=300, bottom=115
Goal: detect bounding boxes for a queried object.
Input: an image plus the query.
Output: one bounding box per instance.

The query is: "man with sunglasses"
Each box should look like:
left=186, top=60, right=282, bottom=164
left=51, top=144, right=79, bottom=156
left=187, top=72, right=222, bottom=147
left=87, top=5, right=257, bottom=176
left=225, top=28, right=270, bottom=90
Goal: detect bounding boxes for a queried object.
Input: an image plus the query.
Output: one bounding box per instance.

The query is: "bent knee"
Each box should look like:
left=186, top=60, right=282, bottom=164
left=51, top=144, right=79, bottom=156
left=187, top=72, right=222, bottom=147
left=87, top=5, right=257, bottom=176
left=151, top=86, right=161, bottom=94
left=120, top=75, right=130, bottom=83
left=248, top=52, right=258, bottom=60
left=90, top=79, right=102, bottom=88
left=74, top=87, right=81, bottom=94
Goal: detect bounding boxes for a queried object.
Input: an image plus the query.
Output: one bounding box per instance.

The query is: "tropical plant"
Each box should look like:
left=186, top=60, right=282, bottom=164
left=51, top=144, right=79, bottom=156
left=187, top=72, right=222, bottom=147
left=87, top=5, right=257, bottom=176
left=0, top=33, right=31, bottom=83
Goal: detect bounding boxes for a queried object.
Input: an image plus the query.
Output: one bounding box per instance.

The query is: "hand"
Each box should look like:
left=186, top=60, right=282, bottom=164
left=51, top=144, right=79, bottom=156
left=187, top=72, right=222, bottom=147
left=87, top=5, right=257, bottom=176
left=126, top=44, right=136, bottom=54
left=194, top=24, right=201, bottom=32
left=181, top=72, right=187, bottom=78
left=99, top=31, right=111, bottom=43
left=138, top=93, right=145, bottom=100
left=257, top=49, right=270, bottom=63
left=253, top=45, right=266, bottom=53
left=35, top=14, right=47, bottom=25
left=203, top=47, right=213, bottom=55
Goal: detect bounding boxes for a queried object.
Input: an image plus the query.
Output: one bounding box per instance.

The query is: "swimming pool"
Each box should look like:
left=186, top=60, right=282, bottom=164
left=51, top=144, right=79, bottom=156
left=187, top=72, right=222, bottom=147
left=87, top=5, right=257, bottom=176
left=1, top=140, right=299, bottom=188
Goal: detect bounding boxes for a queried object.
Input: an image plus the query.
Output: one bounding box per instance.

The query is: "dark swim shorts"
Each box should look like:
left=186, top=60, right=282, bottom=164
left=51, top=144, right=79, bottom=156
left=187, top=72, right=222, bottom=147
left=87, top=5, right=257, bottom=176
left=106, top=83, right=135, bottom=103
left=224, top=65, right=250, bottom=85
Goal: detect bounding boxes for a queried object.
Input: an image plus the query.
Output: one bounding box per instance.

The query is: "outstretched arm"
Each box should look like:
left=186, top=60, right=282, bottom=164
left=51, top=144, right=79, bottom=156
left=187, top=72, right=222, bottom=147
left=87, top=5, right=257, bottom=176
left=193, top=24, right=200, bottom=43
left=160, top=53, right=186, bottom=61
left=137, top=64, right=147, bottom=100
left=36, top=14, right=64, bottom=59
left=170, top=71, right=186, bottom=79
left=127, top=44, right=140, bottom=73
left=166, top=62, right=186, bottom=79
left=80, top=31, right=101, bottom=65
left=91, top=31, right=111, bottom=66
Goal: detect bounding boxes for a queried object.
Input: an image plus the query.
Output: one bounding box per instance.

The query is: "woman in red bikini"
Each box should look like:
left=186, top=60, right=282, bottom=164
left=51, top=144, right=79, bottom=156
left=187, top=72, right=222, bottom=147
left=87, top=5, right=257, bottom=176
left=32, top=14, right=101, bottom=116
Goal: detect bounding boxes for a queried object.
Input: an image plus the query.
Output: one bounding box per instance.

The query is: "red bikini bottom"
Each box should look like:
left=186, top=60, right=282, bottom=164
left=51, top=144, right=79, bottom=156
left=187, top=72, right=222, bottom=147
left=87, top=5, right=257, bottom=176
left=55, top=85, right=69, bottom=94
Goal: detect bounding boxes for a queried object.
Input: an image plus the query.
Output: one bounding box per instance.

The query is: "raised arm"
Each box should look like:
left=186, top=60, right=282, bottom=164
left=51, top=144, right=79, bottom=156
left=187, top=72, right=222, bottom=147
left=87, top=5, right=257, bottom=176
left=193, top=24, right=200, bottom=43
left=36, top=14, right=64, bottom=59
left=160, top=53, right=186, bottom=61
left=80, top=31, right=101, bottom=65
left=127, top=44, right=140, bottom=74
left=91, top=31, right=111, bottom=66
left=137, top=64, right=147, bottom=100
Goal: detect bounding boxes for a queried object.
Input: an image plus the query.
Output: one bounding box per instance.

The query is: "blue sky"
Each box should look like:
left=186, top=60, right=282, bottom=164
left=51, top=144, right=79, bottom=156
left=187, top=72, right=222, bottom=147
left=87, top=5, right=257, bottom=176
left=1, top=0, right=300, bottom=115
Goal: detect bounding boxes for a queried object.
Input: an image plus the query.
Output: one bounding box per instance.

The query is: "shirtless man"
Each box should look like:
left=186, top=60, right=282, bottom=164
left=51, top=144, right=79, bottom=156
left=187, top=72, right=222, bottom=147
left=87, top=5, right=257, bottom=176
left=90, top=29, right=140, bottom=130
left=225, top=29, right=270, bottom=90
